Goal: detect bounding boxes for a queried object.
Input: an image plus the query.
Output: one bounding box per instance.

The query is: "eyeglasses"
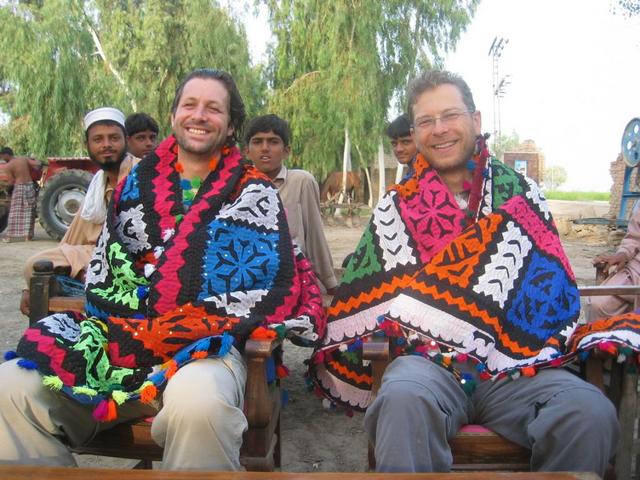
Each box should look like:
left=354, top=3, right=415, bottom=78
left=413, top=110, right=473, bottom=131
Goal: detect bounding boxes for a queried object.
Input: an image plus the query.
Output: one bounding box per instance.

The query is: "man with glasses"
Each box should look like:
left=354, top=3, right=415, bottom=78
left=311, top=69, right=620, bottom=475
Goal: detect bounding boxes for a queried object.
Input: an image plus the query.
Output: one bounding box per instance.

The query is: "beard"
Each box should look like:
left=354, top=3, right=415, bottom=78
left=89, top=147, right=127, bottom=172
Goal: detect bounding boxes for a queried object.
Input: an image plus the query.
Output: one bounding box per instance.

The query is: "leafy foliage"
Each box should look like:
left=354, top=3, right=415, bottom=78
left=491, top=130, right=520, bottom=161
left=544, top=165, right=568, bottom=191
left=612, top=0, right=640, bottom=17
left=0, top=0, right=264, bottom=156
left=262, top=0, right=478, bottom=179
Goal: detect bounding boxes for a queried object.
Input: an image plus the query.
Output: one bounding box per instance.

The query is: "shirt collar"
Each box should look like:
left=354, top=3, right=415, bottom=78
left=273, top=165, right=288, bottom=183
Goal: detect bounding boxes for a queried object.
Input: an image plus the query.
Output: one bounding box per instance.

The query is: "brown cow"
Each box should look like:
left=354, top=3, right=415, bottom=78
left=320, top=171, right=361, bottom=203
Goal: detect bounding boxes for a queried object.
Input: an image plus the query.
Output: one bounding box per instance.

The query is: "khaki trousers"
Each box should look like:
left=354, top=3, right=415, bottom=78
left=0, top=348, right=247, bottom=470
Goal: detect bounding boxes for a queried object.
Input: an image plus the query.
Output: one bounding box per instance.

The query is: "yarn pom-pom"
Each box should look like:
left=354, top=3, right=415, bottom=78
left=136, top=286, right=149, bottom=299
left=105, top=399, right=118, bottom=422
left=250, top=326, right=277, bottom=340
left=272, top=324, right=286, bottom=340
left=460, top=373, right=476, bottom=395
left=276, top=364, right=290, bottom=379
left=164, top=360, right=178, bottom=380
left=455, top=353, right=469, bottom=363
left=111, top=390, right=130, bottom=405
left=521, top=366, right=536, bottom=377
left=598, top=341, right=617, bottom=356
left=72, top=386, right=98, bottom=397
left=42, top=375, right=63, bottom=391
left=4, top=351, right=18, bottom=361
left=17, top=359, right=37, bottom=370
left=550, top=358, right=563, bottom=367
left=92, top=400, right=109, bottom=421
left=140, top=383, right=158, bottom=404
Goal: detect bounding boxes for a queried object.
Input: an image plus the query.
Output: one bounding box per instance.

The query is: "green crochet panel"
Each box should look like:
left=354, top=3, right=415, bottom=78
left=92, top=242, right=149, bottom=309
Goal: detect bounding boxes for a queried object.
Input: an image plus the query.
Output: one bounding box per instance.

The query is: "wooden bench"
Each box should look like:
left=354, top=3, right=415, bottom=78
left=0, top=465, right=602, bottom=480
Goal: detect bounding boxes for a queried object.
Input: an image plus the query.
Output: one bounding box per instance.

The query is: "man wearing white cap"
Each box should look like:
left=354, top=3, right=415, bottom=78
left=20, top=107, right=139, bottom=314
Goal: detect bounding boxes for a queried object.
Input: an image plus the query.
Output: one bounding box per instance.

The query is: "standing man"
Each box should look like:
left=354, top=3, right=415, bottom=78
left=1, top=69, right=324, bottom=471
left=1, top=147, right=41, bottom=242
left=312, top=70, right=619, bottom=476
left=125, top=112, right=159, bottom=159
left=386, top=113, right=417, bottom=167
left=245, top=114, right=338, bottom=295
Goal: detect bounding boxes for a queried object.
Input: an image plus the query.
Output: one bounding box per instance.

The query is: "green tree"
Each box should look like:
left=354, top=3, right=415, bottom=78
left=0, top=0, right=265, bottom=157
left=544, top=165, right=568, bottom=191
left=492, top=130, right=520, bottom=161
left=262, top=0, right=478, bottom=179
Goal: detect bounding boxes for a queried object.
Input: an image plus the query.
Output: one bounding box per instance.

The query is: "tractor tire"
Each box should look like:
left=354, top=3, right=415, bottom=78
left=38, top=169, right=94, bottom=240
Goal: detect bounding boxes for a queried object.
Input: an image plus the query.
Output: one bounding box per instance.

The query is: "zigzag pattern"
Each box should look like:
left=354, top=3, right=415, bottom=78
left=327, top=273, right=415, bottom=318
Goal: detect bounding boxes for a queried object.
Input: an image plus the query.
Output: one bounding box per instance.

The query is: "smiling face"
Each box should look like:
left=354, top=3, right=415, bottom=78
left=86, top=123, right=127, bottom=171
left=410, top=84, right=481, bottom=174
left=171, top=77, right=234, bottom=161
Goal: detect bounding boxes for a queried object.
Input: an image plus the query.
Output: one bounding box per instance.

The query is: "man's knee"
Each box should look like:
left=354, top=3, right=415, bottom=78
left=0, top=359, right=46, bottom=406
left=557, top=386, right=618, bottom=437
left=160, top=358, right=245, bottom=424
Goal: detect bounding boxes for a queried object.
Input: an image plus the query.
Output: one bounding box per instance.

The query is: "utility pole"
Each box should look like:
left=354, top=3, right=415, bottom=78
left=488, top=37, right=510, bottom=149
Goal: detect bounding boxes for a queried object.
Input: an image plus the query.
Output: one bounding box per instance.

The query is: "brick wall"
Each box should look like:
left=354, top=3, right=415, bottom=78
left=608, top=153, right=639, bottom=220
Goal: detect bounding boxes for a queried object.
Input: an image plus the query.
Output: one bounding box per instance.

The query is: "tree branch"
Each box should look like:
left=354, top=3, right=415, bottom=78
left=79, top=7, right=137, bottom=111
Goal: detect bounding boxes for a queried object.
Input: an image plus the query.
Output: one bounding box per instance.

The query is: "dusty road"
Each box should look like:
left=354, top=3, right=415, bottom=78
left=0, top=206, right=616, bottom=470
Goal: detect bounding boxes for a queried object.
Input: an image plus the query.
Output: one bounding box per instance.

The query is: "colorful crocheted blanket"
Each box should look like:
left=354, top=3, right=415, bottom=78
left=14, top=136, right=326, bottom=420
left=310, top=136, right=640, bottom=411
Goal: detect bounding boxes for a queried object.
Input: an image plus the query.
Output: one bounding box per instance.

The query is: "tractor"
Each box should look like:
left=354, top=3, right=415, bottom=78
left=37, top=157, right=98, bottom=239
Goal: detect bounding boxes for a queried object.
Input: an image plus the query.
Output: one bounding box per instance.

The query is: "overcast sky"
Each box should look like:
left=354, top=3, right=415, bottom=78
left=445, top=0, right=640, bottom=191
left=244, top=0, right=640, bottom=191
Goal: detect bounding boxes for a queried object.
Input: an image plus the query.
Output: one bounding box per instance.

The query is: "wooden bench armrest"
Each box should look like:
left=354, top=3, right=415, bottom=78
left=244, top=337, right=282, bottom=359
left=362, top=336, right=390, bottom=398
left=244, top=336, right=282, bottom=428
left=578, top=285, right=640, bottom=296
left=362, top=336, right=390, bottom=361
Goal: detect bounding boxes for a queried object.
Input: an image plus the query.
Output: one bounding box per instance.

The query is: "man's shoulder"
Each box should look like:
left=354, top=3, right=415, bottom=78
left=287, top=168, right=317, bottom=185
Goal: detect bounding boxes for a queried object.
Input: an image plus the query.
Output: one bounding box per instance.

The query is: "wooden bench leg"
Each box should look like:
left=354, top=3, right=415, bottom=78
left=615, top=368, right=638, bottom=480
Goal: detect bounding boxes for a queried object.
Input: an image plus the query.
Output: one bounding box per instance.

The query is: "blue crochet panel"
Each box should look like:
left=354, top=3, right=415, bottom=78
left=505, top=250, right=579, bottom=341
left=199, top=220, right=280, bottom=298
left=120, top=165, right=140, bottom=202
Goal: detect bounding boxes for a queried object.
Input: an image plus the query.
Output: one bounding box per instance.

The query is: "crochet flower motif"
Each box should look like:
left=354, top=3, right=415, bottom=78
left=202, top=224, right=279, bottom=295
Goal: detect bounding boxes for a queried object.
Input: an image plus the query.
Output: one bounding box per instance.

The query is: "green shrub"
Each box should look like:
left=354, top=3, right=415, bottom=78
left=544, top=191, right=610, bottom=201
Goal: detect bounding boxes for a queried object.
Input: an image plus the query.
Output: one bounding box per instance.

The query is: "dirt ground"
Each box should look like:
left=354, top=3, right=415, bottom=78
left=0, top=201, right=619, bottom=471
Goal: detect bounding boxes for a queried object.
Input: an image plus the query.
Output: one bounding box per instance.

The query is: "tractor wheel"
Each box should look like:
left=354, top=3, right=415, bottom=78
left=38, top=169, right=94, bottom=240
